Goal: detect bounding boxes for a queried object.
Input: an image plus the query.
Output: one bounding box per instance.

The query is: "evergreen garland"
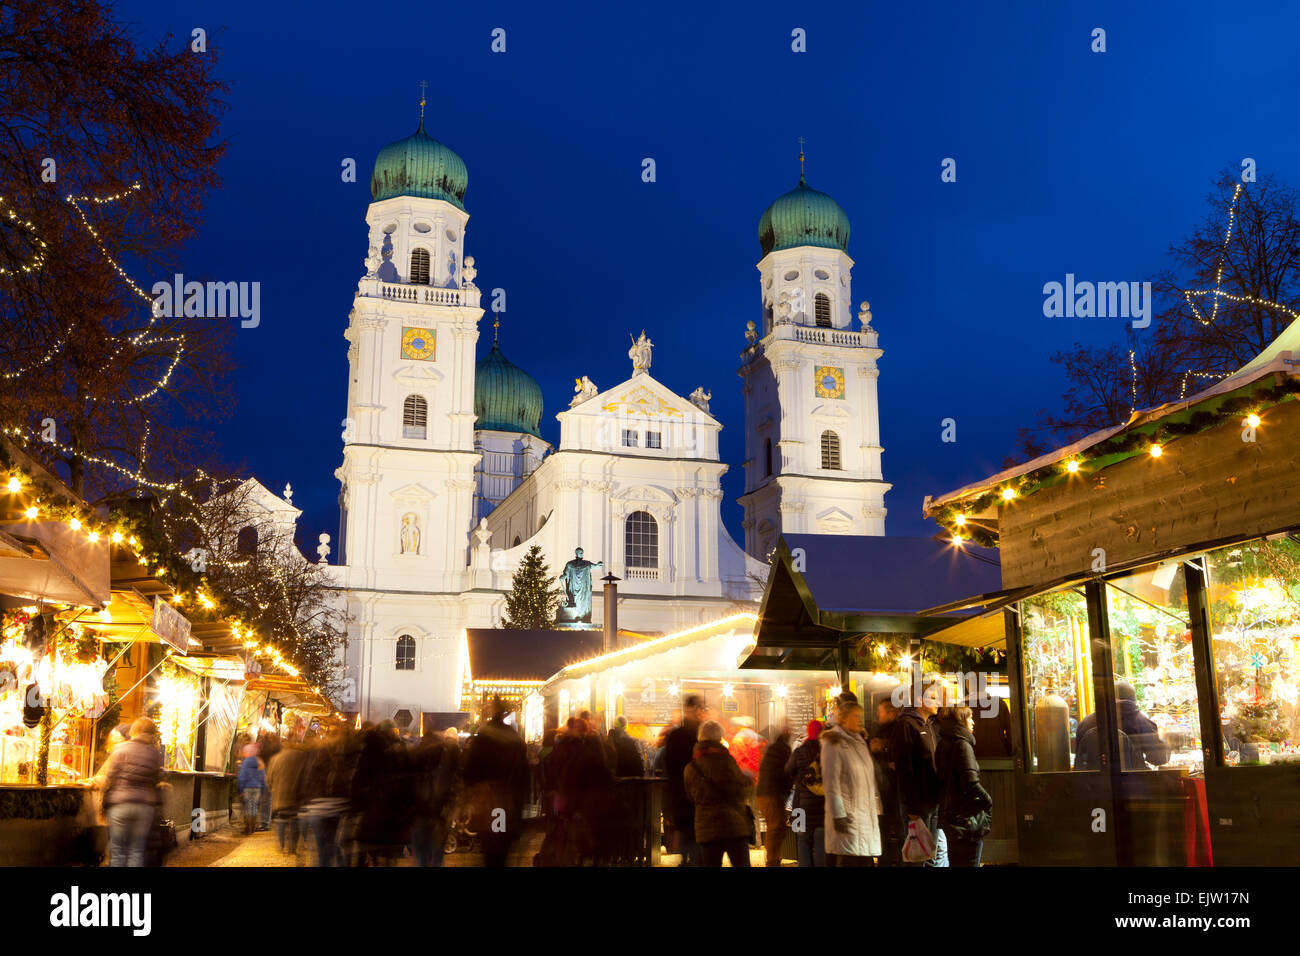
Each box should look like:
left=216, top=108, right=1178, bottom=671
left=501, top=545, right=564, bottom=629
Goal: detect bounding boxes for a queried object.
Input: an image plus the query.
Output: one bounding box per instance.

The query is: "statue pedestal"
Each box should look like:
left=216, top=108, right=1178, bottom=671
left=555, top=604, right=594, bottom=629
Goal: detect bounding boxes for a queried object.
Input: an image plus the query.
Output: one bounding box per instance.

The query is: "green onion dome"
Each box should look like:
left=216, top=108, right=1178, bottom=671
left=758, top=173, right=850, bottom=256
left=474, top=344, right=543, bottom=437
left=370, top=117, right=468, bottom=209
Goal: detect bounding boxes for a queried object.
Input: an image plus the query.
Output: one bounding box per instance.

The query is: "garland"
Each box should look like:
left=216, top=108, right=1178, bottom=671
left=933, top=380, right=1300, bottom=548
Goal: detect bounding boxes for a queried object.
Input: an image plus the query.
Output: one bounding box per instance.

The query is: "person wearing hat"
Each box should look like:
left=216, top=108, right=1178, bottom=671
left=684, top=720, right=753, bottom=867
left=784, top=720, right=827, bottom=866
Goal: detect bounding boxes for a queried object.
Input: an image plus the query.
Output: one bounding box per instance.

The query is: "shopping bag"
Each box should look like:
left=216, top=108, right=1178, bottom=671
left=902, top=817, right=937, bottom=863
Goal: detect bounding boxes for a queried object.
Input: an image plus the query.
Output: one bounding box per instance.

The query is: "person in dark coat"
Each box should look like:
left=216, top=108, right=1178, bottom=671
left=684, top=720, right=753, bottom=867
left=756, top=728, right=793, bottom=867
left=784, top=720, right=826, bottom=867
left=99, top=717, right=163, bottom=866
left=461, top=699, right=530, bottom=867
left=936, top=706, right=994, bottom=866
left=895, top=697, right=943, bottom=866
left=408, top=732, right=456, bottom=866
left=299, top=733, right=350, bottom=866
left=663, top=695, right=704, bottom=865
left=1073, top=680, right=1170, bottom=770
left=972, top=696, right=1015, bottom=759
left=608, top=716, right=645, bottom=778
left=266, top=743, right=310, bottom=858
left=869, top=699, right=902, bottom=865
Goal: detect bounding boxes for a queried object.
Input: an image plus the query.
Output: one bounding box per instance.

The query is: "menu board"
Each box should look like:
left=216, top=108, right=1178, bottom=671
left=785, top=686, right=817, bottom=738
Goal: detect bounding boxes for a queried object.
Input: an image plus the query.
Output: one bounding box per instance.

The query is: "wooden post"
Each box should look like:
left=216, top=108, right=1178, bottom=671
left=1184, top=560, right=1224, bottom=768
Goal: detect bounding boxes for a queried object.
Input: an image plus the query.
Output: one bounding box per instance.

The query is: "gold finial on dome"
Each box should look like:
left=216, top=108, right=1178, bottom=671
left=798, top=136, right=806, bottom=179
left=419, top=80, right=428, bottom=120
left=493, top=313, right=500, bottom=345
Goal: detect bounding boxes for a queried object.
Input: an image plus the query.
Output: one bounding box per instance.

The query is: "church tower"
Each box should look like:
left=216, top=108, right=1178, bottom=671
left=335, top=99, right=483, bottom=594
left=737, top=153, right=890, bottom=560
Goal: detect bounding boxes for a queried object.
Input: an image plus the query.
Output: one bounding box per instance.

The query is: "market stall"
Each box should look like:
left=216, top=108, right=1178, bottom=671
left=923, top=317, right=1300, bottom=865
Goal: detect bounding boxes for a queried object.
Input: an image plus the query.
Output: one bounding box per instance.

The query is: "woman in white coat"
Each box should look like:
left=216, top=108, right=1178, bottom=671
left=820, top=699, right=881, bottom=865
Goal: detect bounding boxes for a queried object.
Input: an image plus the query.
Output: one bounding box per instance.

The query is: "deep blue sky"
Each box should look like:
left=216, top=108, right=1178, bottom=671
left=115, top=0, right=1300, bottom=553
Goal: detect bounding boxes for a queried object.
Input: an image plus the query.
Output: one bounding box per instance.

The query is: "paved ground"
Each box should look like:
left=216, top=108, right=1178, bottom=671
left=167, top=822, right=774, bottom=867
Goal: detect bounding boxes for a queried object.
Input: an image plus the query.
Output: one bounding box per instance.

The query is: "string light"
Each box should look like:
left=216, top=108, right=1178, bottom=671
left=6, top=477, right=19, bottom=493
left=1246, top=413, right=1261, bottom=428
left=1001, top=487, right=1016, bottom=501
left=954, top=514, right=966, bottom=526
left=1149, top=443, right=1163, bottom=458
left=1066, top=459, right=1080, bottom=474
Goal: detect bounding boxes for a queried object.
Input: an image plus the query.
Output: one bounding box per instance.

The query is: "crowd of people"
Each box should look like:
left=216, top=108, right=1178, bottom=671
left=659, top=690, right=997, bottom=867
left=90, top=687, right=1003, bottom=868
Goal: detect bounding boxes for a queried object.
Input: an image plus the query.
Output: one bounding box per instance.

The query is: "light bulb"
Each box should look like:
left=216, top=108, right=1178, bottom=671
left=1066, top=460, right=1080, bottom=473
left=1001, top=488, right=1016, bottom=501
left=1246, top=413, right=1261, bottom=428
left=1150, top=444, right=1163, bottom=458
left=6, top=477, right=19, bottom=493
left=954, top=514, right=966, bottom=527
left=24, top=506, right=37, bottom=519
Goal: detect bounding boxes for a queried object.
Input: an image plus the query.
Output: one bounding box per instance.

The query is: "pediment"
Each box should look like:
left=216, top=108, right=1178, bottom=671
left=569, top=373, right=717, bottom=424
left=611, top=485, right=676, bottom=504
left=393, top=364, right=444, bottom=387
left=815, top=506, right=853, bottom=533
left=389, top=482, right=438, bottom=501
left=810, top=403, right=851, bottom=420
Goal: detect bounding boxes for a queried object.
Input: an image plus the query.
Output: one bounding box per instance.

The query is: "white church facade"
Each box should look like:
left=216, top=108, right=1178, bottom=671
left=302, top=112, right=891, bottom=722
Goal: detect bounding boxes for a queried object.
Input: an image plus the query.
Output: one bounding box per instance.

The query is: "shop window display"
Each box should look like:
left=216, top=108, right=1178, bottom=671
left=1103, top=563, right=1201, bottom=772
left=1205, top=537, right=1300, bottom=766
left=1020, top=587, right=1094, bottom=772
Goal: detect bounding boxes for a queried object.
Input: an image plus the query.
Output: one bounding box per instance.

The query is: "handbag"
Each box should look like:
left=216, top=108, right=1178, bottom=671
left=902, top=817, right=937, bottom=863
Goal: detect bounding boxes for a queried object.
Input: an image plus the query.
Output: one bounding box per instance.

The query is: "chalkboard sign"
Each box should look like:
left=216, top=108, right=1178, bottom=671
left=785, top=687, right=817, bottom=738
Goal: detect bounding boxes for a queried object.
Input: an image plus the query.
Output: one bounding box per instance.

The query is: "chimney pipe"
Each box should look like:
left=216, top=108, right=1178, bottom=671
left=601, top=573, right=621, bottom=653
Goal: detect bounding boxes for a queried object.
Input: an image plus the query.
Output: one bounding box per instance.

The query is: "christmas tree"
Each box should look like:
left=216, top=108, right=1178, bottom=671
left=501, top=545, right=564, bottom=629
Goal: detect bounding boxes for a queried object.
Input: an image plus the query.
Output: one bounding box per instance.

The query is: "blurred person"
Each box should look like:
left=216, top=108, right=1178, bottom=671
left=936, top=705, right=993, bottom=867
left=756, top=728, right=793, bottom=867
left=266, top=741, right=310, bottom=859
left=461, top=699, right=529, bottom=867
left=785, top=720, right=826, bottom=867
left=608, top=716, right=645, bottom=778
left=896, top=684, right=945, bottom=866
left=98, top=717, right=163, bottom=867
left=409, top=730, right=457, bottom=866
left=663, top=695, right=705, bottom=865
left=258, top=733, right=281, bottom=831
left=1074, top=680, right=1170, bottom=770
left=300, top=733, right=349, bottom=867
left=869, top=699, right=902, bottom=864
left=729, top=718, right=765, bottom=783
left=821, top=700, right=881, bottom=866
left=684, top=720, right=753, bottom=867
left=237, top=741, right=267, bottom=838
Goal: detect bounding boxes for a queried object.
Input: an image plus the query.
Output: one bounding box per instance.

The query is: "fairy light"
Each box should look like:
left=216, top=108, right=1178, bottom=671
left=1246, top=413, right=1261, bottom=428
left=1001, top=487, right=1016, bottom=501
left=954, top=514, right=966, bottom=526
left=951, top=533, right=963, bottom=547
left=1149, top=443, right=1163, bottom=458
left=6, top=477, right=19, bottom=493
left=68, top=518, right=80, bottom=531
left=1066, top=459, right=1080, bottom=473
left=24, top=506, right=37, bottom=519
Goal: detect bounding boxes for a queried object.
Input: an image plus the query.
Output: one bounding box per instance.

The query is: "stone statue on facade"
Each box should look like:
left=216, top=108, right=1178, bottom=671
left=689, top=387, right=711, bottom=413
left=570, top=375, right=599, bottom=406
left=400, top=513, right=421, bottom=554
left=556, top=547, right=603, bottom=626
left=317, top=533, right=331, bottom=563
left=461, top=255, right=478, bottom=289
left=628, top=330, right=653, bottom=374
left=474, top=517, right=492, bottom=549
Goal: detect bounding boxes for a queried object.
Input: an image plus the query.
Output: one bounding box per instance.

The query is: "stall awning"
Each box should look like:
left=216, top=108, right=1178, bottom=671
left=742, top=535, right=1004, bottom=670
left=244, top=674, right=331, bottom=715
left=465, top=628, right=606, bottom=682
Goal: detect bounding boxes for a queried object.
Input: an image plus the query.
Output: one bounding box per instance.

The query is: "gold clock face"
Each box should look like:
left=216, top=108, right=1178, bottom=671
left=814, top=365, right=845, bottom=399
left=401, top=327, right=436, bottom=361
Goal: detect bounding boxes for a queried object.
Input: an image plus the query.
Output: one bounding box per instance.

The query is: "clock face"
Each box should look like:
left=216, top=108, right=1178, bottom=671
left=814, top=365, right=846, bottom=399
left=401, top=326, right=436, bottom=361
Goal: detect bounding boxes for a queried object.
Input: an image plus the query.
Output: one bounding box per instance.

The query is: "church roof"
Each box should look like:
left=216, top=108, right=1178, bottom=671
left=370, top=117, right=468, bottom=209
left=475, top=343, right=544, bottom=437
left=758, top=173, right=850, bottom=257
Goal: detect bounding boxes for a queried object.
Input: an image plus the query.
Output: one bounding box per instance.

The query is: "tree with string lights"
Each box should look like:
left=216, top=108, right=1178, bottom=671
left=0, top=0, right=230, bottom=497
left=1019, top=169, right=1300, bottom=459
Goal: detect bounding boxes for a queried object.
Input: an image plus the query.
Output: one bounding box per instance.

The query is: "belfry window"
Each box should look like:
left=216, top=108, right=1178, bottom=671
left=815, top=293, right=832, bottom=328
left=396, top=635, right=416, bottom=671
left=403, top=395, right=428, bottom=439
left=409, top=248, right=431, bottom=285
left=764, top=439, right=773, bottom=477
left=821, top=430, right=841, bottom=470
left=625, top=511, right=658, bottom=568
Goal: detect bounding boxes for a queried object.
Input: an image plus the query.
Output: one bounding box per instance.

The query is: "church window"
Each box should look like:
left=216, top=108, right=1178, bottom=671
left=236, top=526, right=258, bottom=554
left=622, top=429, right=638, bottom=448
left=409, top=248, right=431, bottom=285
left=512, top=535, right=521, bottom=548
left=764, top=439, right=773, bottom=477
left=403, top=394, right=428, bottom=439
left=646, top=431, right=661, bottom=449
left=625, top=511, right=658, bottom=569
left=396, top=635, right=416, bottom=671
left=815, top=269, right=830, bottom=280
left=815, top=293, right=831, bottom=327
left=821, top=431, right=842, bottom=470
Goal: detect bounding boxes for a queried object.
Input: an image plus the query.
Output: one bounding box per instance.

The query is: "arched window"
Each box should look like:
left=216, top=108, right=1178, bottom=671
left=815, top=293, right=832, bottom=328
left=403, top=394, right=428, bottom=439
left=409, top=248, right=431, bottom=285
left=236, top=526, right=258, bottom=554
left=396, top=635, right=416, bottom=671
left=821, top=430, right=842, bottom=470
left=764, top=438, right=773, bottom=477
left=625, top=511, right=658, bottom=569
left=512, top=535, right=521, bottom=548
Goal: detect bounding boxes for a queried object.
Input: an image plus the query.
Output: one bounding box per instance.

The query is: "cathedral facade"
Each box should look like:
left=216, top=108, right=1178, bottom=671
left=326, top=114, right=890, bottom=722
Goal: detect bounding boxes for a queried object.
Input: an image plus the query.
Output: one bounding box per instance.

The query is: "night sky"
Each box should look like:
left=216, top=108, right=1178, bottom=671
left=113, top=0, right=1300, bottom=554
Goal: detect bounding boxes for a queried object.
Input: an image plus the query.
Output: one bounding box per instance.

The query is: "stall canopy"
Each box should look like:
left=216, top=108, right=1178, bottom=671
left=465, top=628, right=606, bottom=682
left=742, top=535, right=1005, bottom=678
left=244, top=674, right=331, bottom=715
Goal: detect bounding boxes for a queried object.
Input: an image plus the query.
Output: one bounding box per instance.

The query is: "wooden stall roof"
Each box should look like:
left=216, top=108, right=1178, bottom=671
left=742, top=535, right=1003, bottom=670
left=466, top=628, right=606, bottom=682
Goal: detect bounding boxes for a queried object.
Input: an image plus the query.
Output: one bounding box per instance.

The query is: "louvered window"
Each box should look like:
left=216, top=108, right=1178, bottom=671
left=410, top=248, right=431, bottom=285
left=821, top=430, right=841, bottom=470
left=403, top=394, right=428, bottom=439
left=815, top=293, right=831, bottom=328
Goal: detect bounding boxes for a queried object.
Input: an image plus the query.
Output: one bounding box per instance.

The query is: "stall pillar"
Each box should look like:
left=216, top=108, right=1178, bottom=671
left=602, top=573, right=621, bottom=654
